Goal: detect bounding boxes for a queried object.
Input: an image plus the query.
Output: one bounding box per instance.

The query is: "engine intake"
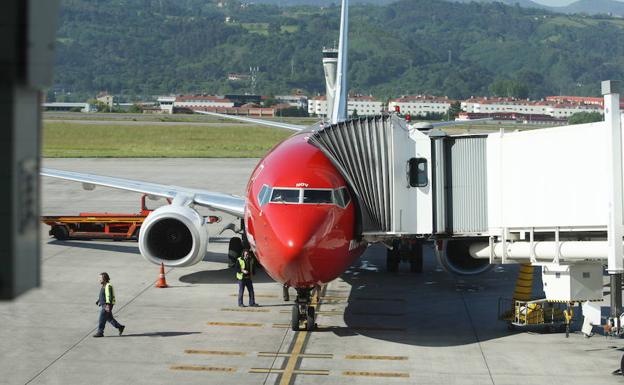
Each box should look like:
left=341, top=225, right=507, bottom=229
left=139, top=205, right=208, bottom=267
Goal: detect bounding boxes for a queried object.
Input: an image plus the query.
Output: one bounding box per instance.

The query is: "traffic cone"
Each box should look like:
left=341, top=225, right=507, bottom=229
left=155, top=262, right=168, bottom=288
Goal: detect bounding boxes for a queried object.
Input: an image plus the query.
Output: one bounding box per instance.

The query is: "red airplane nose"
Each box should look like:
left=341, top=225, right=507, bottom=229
left=257, top=206, right=337, bottom=286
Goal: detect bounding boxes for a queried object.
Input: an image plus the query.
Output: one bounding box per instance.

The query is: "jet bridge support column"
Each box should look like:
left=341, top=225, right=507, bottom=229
left=603, top=80, right=624, bottom=333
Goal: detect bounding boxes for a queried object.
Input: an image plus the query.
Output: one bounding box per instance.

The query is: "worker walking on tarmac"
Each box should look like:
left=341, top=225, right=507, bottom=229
left=93, top=272, right=125, bottom=337
left=237, top=250, right=259, bottom=307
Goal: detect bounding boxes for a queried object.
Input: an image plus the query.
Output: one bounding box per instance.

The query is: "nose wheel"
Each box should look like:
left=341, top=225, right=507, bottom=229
left=291, top=288, right=316, bottom=331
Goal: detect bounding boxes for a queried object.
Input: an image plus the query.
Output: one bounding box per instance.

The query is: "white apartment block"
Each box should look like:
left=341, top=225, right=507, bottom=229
left=388, top=95, right=453, bottom=117
left=544, top=103, right=602, bottom=118
left=308, top=95, right=383, bottom=117
left=461, top=97, right=548, bottom=114
left=461, top=97, right=602, bottom=118
left=308, top=96, right=328, bottom=116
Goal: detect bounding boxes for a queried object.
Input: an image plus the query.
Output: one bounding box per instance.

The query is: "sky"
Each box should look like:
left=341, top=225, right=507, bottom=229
left=533, top=0, right=623, bottom=6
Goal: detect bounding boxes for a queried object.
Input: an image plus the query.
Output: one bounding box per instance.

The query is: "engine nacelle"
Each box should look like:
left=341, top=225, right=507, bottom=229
left=139, top=205, right=208, bottom=267
left=438, top=239, right=492, bottom=275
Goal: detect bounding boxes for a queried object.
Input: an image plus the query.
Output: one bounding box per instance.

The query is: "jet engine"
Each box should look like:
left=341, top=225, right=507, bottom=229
left=438, top=239, right=492, bottom=275
left=139, top=205, right=209, bottom=267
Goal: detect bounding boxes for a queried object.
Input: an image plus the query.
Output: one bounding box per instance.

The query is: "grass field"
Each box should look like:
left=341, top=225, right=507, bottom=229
left=43, top=115, right=544, bottom=158
left=43, top=121, right=291, bottom=158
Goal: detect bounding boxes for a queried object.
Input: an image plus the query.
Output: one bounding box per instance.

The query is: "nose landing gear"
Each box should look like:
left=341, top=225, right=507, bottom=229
left=291, top=288, right=316, bottom=331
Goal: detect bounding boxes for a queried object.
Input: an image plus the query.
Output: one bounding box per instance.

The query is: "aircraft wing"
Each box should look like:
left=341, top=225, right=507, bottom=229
left=41, top=168, right=246, bottom=217
left=193, top=110, right=308, bottom=131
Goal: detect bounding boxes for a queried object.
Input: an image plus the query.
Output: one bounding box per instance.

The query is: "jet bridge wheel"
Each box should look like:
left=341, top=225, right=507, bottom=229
left=408, top=243, right=423, bottom=273
left=386, top=246, right=400, bottom=273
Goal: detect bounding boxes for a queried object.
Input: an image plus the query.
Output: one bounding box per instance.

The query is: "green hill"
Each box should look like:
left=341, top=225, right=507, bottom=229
left=52, top=0, right=624, bottom=101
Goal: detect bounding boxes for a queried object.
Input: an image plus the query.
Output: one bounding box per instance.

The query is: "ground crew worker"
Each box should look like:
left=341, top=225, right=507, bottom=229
left=93, top=272, right=125, bottom=337
left=237, top=250, right=258, bottom=307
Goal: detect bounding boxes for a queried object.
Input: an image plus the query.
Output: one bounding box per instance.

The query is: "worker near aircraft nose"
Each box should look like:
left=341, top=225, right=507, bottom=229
left=93, top=272, right=125, bottom=337
left=237, top=250, right=259, bottom=307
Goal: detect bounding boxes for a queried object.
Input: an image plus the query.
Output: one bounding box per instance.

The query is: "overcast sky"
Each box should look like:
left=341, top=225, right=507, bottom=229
left=533, top=0, right=624, bottom=6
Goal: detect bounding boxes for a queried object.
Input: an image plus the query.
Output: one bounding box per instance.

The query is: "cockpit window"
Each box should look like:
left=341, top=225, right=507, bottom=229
left=335, top=187, right=351, bottom=208
left=303, top=189, right=333, bottom=204
left=270, top=189, right=300, bottom=203
left=257, top=184, right=271, bottom=206
left=266, top=186, right=351, bottom=208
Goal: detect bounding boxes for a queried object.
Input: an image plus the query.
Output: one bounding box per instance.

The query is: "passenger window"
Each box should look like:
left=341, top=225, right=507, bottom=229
left=408, top=158, right=428, bottom=187
left=303, top=189, right=333, bottom=204
left=257, top=184, right=271, bottom=206
left=270, top=189, right=300, bottom=203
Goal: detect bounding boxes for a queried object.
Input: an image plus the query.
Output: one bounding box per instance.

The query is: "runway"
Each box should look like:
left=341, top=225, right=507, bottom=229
left=1, top=158, right=623, bottom=385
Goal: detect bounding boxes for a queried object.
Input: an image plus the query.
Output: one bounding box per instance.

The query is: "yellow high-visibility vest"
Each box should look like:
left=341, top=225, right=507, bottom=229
left=236, top=257, right=253, bottom=280
left=104, top=283, right=116, bottom=305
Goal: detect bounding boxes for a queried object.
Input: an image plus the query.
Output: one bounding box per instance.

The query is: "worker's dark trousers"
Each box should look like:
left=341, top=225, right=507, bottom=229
left=98, top=305, right=122, bottom=333
left=238, top=278, right=255, bottom=306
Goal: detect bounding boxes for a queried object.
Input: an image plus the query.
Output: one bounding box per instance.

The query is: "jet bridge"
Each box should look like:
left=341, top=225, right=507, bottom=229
left=308, top=81, right=624, bottom=317
left=307, top=115, right=490, bottom=240
left=308, top=115, right=431, bottom=237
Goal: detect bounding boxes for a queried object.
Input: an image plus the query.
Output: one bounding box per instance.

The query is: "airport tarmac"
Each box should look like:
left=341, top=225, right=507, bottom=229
left=2, top=158, right=624, bottom=385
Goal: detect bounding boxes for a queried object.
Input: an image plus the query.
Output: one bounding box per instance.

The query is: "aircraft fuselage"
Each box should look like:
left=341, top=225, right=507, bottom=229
left=244, top=133, right=365, bottom=288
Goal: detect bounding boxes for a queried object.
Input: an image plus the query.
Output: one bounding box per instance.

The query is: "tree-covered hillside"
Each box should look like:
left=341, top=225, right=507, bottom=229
left=53, top=0, right=624, bottom=100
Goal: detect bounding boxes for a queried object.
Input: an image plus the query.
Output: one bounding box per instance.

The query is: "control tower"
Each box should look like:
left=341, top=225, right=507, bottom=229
left=322, top=47, right=339, bottom=121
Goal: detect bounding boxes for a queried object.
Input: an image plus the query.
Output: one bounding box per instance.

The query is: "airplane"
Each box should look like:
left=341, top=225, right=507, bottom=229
left=41, top=0, right=488, bottom=331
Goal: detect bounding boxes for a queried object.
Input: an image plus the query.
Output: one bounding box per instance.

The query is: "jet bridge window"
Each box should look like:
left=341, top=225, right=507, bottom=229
left=303, top=189, right=333, bottom=204
left=270, top=188, right=300, bottom=203
left=408, top=158, right=428, bottom=187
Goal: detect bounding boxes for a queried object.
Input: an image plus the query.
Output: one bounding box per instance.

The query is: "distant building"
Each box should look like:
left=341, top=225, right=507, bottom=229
left=97, top=93, right=114, bottom=109
left=461, top=96, right=602, bottom=119
left=308, top=95, right=383, bottom=118
left=224, top=94, right=262, bottom=106
left=42, top=102, right=95, bottom=112
left=545, top=96, right=604, bottom=106
left=462, top=97, right=547, bottom=115
left=544, top=103, right=602, bottom=119
left=308, top=96, right=327, bottom=117
left=157, top=96, right=176, bottom=114
left=348, top=95, right=383, bottom=116
left=174, top=95, right=235, bottom=111
left=275, top=95, right=308, bottom=109
left=388, top=95, right=454, bottom=117
left=457, top=112, right=567, bottom=125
